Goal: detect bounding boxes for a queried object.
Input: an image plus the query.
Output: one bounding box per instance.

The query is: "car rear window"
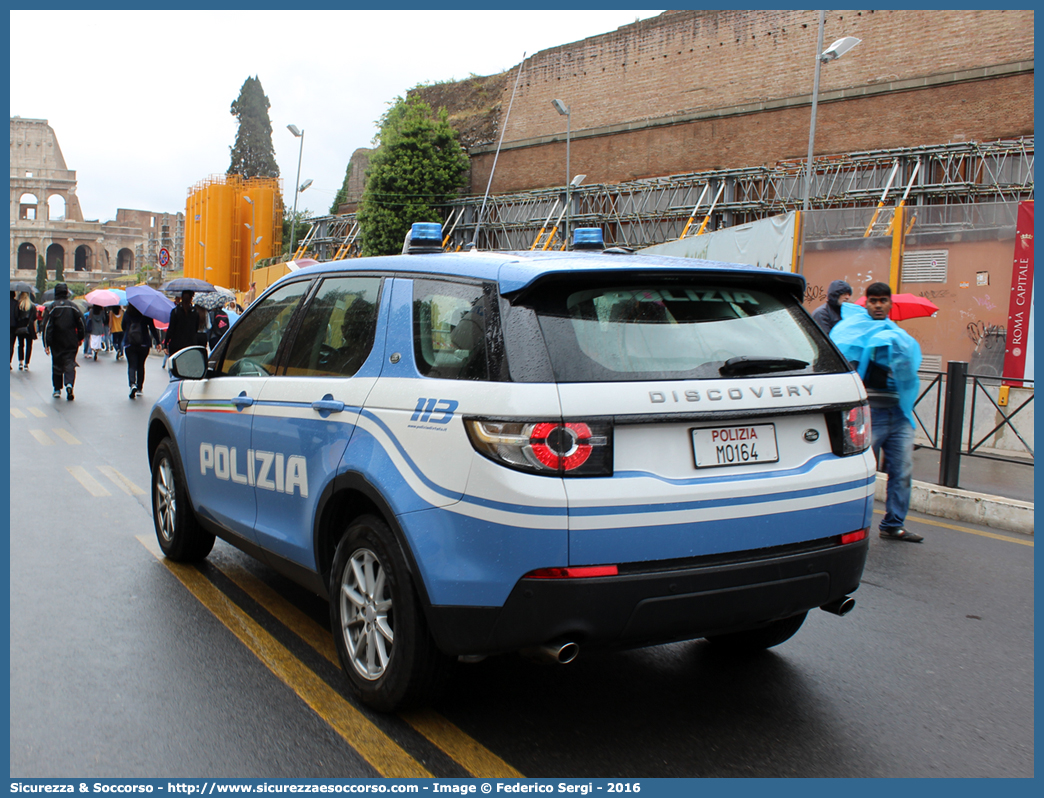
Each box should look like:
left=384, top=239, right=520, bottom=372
left=518, top=279, right=846, bottom=382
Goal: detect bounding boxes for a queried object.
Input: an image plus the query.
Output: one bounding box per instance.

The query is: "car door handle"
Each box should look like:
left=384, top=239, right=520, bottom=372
left=312, top=395, right=345, bottom=415
left=231, top=393, right=254, bottom=408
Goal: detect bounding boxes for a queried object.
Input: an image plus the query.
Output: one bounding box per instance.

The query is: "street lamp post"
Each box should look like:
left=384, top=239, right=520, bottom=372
left=287, top=124, right=305, bottom=258
left=802, top=11, right=861, bottom=214
left=551, top=99, right=572, bottom=248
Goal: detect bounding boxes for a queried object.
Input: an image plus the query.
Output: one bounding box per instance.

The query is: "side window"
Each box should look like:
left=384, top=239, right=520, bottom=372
left=282, top=276, right=382, bottom=377
left=219, top=281, right=311, bottom=377
left=413, top=280, right=490, bottom=381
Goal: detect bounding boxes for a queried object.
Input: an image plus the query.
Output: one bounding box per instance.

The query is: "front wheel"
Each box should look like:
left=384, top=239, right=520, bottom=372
left=152, top=438, right=215, bottom=562
left=330, top=515, right=452, bottom=711
left=704, top=612, right=807, bottom=653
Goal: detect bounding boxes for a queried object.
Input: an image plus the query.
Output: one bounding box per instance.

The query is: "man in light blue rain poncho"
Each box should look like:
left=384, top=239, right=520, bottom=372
left=831, top=282, right=924, bottom=543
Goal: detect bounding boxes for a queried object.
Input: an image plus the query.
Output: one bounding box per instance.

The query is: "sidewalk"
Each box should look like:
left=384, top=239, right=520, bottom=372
left=874, top=447, right=1034, bottom=536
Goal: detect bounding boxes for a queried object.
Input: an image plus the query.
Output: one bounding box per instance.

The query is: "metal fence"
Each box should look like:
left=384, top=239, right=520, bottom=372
left=912, top=362, right=1033, bottom=488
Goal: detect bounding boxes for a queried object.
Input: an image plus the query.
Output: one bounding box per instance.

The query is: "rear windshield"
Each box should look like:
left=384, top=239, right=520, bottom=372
left=519, top=280, right=846, bottom=382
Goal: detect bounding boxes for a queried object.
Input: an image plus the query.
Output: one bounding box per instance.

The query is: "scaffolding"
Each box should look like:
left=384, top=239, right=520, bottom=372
left=299, top=138, right=1033, bottom=259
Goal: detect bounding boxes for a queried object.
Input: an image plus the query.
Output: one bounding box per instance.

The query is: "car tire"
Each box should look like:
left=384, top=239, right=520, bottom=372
left=704, top=612, right=807, bottom=653
left=330, top=514, right=453, bottom=712
left=151, top=438, right=215, bottom=562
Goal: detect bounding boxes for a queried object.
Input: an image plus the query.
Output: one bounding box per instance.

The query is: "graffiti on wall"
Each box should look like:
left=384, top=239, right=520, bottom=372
left=967, top=320, right=1005, bottom=347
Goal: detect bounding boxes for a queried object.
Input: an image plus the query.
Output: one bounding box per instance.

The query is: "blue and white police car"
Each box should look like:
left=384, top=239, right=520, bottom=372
left=148, top=224, right=875, bottom=711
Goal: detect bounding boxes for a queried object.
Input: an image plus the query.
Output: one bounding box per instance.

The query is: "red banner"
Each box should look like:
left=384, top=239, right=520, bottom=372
left=1003, top=201, right=1034, bottom=385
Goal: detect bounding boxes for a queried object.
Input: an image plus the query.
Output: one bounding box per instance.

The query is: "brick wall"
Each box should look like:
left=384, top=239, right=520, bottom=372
left=413, top=9, right=1034, bottom=195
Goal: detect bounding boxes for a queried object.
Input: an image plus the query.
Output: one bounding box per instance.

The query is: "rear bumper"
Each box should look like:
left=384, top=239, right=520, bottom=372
left=426, top=537, right=868, bottom=655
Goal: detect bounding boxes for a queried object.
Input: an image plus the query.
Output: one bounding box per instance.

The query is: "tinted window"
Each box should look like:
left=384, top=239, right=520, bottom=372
left=218, top=281, right=310, bottom=377
left=282, top=276, right=382, bottom=377
left=413, top=280, right=491, bottom=381
left=522, top=281, right=845, bottom=382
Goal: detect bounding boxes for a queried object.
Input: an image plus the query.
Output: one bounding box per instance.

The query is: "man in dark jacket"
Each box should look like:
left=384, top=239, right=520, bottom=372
left=41, top=283, right=86, bottom=400
left=811, top=279, right=852, bottom=335
left=163, top=291, right=199, bottom=356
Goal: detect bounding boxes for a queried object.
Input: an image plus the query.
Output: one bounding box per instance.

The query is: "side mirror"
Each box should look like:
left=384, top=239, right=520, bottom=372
left=168, top=346, right=208, bottom=380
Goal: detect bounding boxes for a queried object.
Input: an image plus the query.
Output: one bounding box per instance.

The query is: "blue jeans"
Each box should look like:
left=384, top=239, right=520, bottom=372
left=871, top=405, right=914, bottom=531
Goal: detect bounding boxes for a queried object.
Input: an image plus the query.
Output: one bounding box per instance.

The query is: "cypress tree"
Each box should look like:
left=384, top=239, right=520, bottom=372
left=228, top=76, right=280, bottom=179
left=36, top=254, right=46, bottom=296
left=357, top=95, right=470, bottom=256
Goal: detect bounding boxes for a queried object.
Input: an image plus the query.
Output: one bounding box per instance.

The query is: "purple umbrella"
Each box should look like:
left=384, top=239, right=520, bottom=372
left=126, top=285, right=176, bottom=323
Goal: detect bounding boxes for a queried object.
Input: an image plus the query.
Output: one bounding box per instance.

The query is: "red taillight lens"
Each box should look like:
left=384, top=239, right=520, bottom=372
left=528, top=422, right=595, bottom=470
left=525, top=565, right=619, bottom=579
left=465, top=419, right=612, bottom=476
left=843, top=404, right=871, bottom=454
left=840, top=529, right=868, bottom=545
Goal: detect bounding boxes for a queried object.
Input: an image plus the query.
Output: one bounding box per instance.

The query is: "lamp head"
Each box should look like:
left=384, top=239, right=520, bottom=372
left=820, top=36, right=861, bottom=62
left=298, top=179, right=313, bottom=193
left=287, top=124, right=302, bottom=137
left=551, top=98, right=569, bottom=116
left=570, top=174, right=587, bottom=187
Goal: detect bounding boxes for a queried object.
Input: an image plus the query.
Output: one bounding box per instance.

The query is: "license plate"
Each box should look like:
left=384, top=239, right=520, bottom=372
left=691, top=423, right=779, bottom=468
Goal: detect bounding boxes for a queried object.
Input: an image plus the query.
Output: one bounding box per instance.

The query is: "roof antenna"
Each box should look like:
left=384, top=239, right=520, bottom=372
left=470, top=53, right=526, bottom=250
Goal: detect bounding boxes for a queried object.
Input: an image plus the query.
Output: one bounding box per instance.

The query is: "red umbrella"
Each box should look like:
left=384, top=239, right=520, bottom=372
left=855, top=293, right=939, bottom=321
left=84, top=288, right=121, bottom=307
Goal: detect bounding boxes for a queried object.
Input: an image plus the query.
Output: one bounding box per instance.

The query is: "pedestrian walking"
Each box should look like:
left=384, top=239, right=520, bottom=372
left=109, top=304, right=125, bottom=360
left=10, top=291, right=19, bottom=369
left=41, top=283, right=86, bottom=401
left=163, top=291, right=199, bottom=358
left=831, top=282, right=924, bottom=543
left=811, top=279, right=852, bottom=335
left=13, top=291, right=38, bottom=371
left=209, top=305, right=230, bottom=350
left=86, top=304, right=109, bottom=360
left=122, top=302, right=159, bottom=399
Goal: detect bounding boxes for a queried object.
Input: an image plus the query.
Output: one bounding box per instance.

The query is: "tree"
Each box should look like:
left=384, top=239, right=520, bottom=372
left=357, top=95, right=470, bottom=256
left=55, top=256, right=64, bottom=283
left=227, top=76, right=280, bottom=179
left=36, top=254, right=46, bottom=296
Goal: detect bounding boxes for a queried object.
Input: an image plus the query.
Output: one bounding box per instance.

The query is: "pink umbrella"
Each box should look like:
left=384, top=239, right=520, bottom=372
left=84, top=289, right=121, bottom=307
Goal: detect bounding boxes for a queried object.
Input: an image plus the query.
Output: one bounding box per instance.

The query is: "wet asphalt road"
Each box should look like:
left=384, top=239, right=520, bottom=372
left=7, top=350, right=1034, bottom=778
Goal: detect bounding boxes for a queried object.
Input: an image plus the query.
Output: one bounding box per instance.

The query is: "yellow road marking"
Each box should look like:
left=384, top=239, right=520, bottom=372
left=28, top=429, right=54, bottom=445
left=10, top=408, right=26, bottom=418
left=400, top=708, right=525, bottom=778
left=215, top=559, right=523, bottom=778
left=67, top=466, right=111, bottom=497
left=11, top=391, right=23, bottom=400
left=136, top=535, right=432, bottom=778
left=98, top=465, right=144, bottom=495
left=53, top=428, right=81, bottom=445
left=873, top=508, right=1032, bottom=546
left=28, top=407, right=47, bottom=418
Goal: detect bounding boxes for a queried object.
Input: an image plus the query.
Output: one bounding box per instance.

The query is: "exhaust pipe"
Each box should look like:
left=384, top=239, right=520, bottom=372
left=821, top=596, right=856, bottom=616
left=522, top=642, right=580, bottom=665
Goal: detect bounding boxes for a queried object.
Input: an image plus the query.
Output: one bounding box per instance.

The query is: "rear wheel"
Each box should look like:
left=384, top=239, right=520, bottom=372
left=330, top=515, right=452, bottom=711
left=704, top=612, right=807, bottom=653
left=151, top=438, right=215, bottom=561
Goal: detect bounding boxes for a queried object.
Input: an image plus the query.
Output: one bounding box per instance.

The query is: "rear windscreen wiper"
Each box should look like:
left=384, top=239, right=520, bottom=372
left=719, top=356, right=809, bottom=375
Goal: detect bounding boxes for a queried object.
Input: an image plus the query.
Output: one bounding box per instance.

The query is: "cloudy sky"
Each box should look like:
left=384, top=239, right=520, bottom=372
left=11, top=9, right=663, bottom=223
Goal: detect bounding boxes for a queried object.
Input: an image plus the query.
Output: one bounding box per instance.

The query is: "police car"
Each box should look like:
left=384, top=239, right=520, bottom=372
left=148, top=224, right=874, bottom=711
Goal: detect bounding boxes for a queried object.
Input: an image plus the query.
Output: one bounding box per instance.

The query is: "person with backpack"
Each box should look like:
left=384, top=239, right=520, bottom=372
left=123, top=302, right=159, bottom=400
left=41, top=283, right=86, bottom=400
left=209, top=305, right=230, bottom=350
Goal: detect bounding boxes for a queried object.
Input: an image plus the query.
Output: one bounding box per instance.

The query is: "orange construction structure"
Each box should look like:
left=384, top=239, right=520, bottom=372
left=185, top=175, right=283, bottom=292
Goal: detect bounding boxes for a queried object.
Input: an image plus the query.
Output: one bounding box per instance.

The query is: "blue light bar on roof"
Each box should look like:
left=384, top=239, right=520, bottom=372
left=573, top=227, right=604, bottom=250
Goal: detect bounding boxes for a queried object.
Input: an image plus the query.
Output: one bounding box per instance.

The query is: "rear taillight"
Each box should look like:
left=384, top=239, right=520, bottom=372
left=842, top=403, right=871, bottom=455
left=525, top=565, right=619, bottom=579
left=465, top=419, right=613, bottom=476
left=840, top=529, right=868, bottom=545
